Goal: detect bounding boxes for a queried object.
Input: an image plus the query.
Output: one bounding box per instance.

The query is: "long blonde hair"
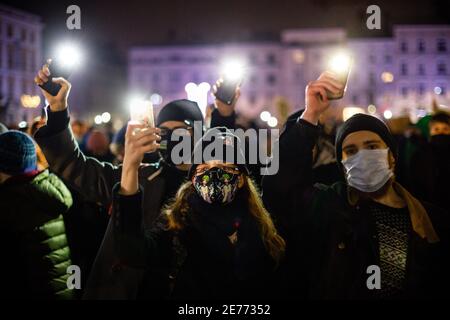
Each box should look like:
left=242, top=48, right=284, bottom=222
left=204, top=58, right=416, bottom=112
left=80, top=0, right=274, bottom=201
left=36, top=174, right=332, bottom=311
left=163, top=176, right=286, bottom=264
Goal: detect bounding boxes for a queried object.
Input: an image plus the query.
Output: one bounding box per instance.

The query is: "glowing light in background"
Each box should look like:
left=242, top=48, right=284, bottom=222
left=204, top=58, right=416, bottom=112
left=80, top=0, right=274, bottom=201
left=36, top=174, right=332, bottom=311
left=94, top=115, right=103, bottom=125
left=18, top=121, right=27, bottom=129
left=383, top=110, right=393, bottom=120
left=20, top=95, right=41, bottom=108
left=292, top=50, right=305, bottom=64
left=434, top=87, right=442, bottom=95
left=185, top=82, right=211, bottom=116
left=260, top=111, right=271, bottom=122
left=343, top=107, right=365, bottom=121
left=268, top=117, right=278, bottom=128
left=367, top=104, right=377, bottom=114
left=150, top=93, right=163, bottom=106
left=101, top=112, right=111, bottom=124
left=381, top=72, right=394, bottom=83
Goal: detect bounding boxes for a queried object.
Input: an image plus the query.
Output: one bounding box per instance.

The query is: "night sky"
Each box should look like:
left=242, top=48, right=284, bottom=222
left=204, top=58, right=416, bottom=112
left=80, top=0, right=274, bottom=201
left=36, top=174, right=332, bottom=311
left=1, top=0, right=449, bottom=56
left=1, top=0, right=449, bottom=116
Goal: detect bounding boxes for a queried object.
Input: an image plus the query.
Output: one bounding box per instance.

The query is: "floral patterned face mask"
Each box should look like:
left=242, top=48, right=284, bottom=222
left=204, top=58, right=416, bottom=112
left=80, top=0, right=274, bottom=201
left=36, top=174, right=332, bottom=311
left=193, top=167, right=240, bottom=204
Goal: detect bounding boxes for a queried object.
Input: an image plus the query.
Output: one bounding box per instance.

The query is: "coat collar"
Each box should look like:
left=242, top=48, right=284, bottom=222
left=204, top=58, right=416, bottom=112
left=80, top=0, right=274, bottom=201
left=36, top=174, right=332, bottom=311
left=347, top=182, right=440, bottom=244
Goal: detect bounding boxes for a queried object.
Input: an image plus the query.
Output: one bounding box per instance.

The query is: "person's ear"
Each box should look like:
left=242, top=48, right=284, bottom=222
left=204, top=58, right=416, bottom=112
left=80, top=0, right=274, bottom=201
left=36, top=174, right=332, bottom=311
left=388, top=151, right=396, bottom=170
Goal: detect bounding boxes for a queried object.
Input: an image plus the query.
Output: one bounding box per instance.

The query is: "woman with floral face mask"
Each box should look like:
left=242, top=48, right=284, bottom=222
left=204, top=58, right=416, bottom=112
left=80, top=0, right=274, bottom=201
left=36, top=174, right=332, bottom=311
left=113, top=126, right=285, bottom=299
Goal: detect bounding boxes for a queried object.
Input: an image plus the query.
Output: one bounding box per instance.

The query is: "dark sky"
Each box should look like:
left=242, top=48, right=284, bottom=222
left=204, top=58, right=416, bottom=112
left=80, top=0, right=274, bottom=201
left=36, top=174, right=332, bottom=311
left=1, top=0, right=448, bottom=116
left=2, top=0, right=449, bottom=57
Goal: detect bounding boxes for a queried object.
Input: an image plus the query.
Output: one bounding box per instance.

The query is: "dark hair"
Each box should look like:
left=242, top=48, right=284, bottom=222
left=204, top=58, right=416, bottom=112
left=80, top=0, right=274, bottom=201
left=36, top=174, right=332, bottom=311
left=163, top=178, right=286, bottom=264
left=430, top=112, right=450, bottom=126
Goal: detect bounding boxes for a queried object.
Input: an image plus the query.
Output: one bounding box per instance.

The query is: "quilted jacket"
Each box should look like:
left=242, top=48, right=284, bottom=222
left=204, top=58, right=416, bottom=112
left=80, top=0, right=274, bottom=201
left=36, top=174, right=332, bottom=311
left=0, top=170, right=75, bottom=299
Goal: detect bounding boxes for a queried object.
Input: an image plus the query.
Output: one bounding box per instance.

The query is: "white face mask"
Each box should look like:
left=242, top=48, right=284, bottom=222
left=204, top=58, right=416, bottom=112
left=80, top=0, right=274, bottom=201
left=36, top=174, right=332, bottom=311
left=341, top=148, right=393, bottom=193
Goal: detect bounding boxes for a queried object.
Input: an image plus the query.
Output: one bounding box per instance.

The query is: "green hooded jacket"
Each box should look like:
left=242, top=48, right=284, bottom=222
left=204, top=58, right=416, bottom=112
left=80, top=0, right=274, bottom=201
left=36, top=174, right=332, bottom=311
left=0, top=170, right=75, bottom=299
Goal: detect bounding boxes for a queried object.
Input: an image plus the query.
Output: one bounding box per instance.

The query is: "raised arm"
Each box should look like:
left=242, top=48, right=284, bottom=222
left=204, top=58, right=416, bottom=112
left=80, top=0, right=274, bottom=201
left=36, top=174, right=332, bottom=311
left=33, top=64, right=159, bottom=206
left=113, top=123, right=161, bottom=266
left=262, top=72, right=343, bottom=226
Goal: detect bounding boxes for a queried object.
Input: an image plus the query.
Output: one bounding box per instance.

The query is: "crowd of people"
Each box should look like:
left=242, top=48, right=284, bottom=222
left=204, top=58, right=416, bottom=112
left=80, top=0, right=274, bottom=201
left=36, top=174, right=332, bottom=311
left=0, top=64, right=449, bottom=300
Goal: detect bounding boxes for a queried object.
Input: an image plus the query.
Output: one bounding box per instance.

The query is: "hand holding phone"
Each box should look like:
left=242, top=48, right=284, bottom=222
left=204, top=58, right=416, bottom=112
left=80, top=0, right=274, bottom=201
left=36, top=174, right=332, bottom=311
left=38, top=59, right=73, bottom=96
left=34, top=61, right=72, bottom=111
left=215, top=77, right=242, bottom=105
left=215, top=60, right=245, bottom=105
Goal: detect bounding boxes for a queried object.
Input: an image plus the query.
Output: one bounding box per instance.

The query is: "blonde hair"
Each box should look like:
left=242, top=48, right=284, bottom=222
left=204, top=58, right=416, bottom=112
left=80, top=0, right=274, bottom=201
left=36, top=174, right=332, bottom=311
left=163, top=176, right=286, bottom=264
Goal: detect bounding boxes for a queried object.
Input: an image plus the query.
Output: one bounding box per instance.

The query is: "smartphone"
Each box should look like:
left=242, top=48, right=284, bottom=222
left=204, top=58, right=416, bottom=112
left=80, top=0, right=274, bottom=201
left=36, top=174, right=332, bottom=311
left=215, top=77, right=241, bottom=105
left=130, top=100, right=155, bottom=128
left=38, top=59, right=73, bottom=96
left=326, top=58, right=352, bottom=100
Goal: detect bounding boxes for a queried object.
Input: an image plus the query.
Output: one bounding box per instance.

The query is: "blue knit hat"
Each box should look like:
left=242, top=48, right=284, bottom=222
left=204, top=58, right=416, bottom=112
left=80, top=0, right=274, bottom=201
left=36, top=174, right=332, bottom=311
left=0, top=130, right=37, bottom=175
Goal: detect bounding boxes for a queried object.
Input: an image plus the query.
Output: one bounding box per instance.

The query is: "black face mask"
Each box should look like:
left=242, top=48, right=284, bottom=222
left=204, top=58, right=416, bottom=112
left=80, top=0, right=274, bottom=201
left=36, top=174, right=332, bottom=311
left=158, top=127, right=192, bottom=166
left=193, top=167, right=241, bottom=205
left=430, top=134, right=450, bottom=150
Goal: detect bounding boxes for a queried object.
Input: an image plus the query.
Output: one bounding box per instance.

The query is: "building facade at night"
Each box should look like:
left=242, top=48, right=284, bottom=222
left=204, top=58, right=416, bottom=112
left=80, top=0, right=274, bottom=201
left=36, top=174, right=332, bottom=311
left=0, top=5, right=43, bottom=125
left=129, top=25, right=450, bottom=125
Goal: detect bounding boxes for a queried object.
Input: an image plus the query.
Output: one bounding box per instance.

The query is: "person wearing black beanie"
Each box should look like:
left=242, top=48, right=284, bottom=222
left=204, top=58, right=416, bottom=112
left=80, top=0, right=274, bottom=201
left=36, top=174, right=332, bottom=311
left=262, top=72, right=450, bottom=300
left=114, top=125, right=285, bottom=299
left=32, top=63, right=243, bottom=299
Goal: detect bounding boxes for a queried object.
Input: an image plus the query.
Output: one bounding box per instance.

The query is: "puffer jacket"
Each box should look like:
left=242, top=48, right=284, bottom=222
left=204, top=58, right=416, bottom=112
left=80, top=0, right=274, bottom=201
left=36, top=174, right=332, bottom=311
left=0, top=170, right=75, bottom=299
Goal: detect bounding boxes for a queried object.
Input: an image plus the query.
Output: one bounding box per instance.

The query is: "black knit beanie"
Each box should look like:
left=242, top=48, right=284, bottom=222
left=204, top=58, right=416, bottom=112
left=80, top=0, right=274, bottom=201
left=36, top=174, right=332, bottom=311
left=335, top=113, right=397, bottom=163
left=156, top=99, right=204, bottom=127
left=188, top=127, right=249, bottom=179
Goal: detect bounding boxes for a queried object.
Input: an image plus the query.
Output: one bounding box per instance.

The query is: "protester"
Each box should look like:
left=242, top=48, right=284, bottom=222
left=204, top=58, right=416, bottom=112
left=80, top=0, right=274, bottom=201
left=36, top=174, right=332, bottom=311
left=33, top=64, right=241, bottom=299
left=262, top=72, right=450, bottom=299
left=85, top=129, right=115, bottom=162
left=113, top=126, right=285, bottom=299
left=409, top=112, right=450, bottom=212
left=0, top=130, right=74, bottom=299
